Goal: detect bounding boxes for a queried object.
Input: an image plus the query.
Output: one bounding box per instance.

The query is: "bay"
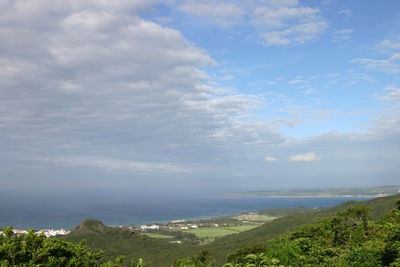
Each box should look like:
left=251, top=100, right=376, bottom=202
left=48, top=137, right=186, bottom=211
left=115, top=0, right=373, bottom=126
left=0, top=192, right=371, bottom=230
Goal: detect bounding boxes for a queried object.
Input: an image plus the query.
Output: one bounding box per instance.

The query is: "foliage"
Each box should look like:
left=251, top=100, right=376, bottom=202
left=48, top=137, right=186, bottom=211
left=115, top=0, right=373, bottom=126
left=226, top=245, right=268, bottom=264
left=173, top=198, right=400, bottom=266
left=173, top=249, right=214, bottom=267
left=223, top=253, right=280, bottom=267
left=0, top=227, right=140, bottom=266
left=221, top=199, right=400, bottom=267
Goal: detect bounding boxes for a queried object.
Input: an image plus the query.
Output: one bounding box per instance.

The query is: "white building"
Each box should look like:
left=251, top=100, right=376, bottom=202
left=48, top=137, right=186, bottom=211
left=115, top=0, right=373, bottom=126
left=140, top=224, right=159, bottom=230
left=35, top=229, right=70, bottom=237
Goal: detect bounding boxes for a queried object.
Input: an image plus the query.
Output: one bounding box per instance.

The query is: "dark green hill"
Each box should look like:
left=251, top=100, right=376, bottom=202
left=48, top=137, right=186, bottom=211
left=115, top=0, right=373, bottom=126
left=71, top=219, right=108, bottom=234
left=62, top=221, right=197, bottom=266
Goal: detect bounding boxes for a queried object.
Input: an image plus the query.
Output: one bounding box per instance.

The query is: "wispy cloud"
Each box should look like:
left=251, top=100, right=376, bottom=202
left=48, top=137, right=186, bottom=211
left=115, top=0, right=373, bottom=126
left=265, top=156, right=278, bottom=162
left=351, top=56, right=400, bottom=73
left=333, top=28, right=353, bottom=42
left=352, top=39, right=400, bottom=73
left=42, top=157, right=190, bottom=173
left=252, top=1, right=327, bottom=46
left=378, top=40, right=400, bottom=51
left=379, top=84, right=400, bottom=103
left=177, top=0, right=327, bottom=46
left=289, top=152, right=318, bottom=162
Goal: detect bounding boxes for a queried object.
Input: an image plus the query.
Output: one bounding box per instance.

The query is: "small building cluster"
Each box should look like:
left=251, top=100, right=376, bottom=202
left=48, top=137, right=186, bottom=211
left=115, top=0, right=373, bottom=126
left=0, top=229, right=70, bottom=237
left=35, top=229, right=70, bottom=237
left=139, top=224, right=159, bottom=231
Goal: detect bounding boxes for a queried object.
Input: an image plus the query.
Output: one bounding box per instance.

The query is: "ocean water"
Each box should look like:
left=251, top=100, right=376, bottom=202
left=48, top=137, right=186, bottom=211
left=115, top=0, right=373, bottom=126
left=0, top=192, right=371, bottom=230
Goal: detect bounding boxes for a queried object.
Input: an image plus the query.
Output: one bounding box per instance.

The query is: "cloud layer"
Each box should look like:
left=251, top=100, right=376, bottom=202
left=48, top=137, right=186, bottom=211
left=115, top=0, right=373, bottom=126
left=1, top=0, right=400, bottom=192
left=0, top=0, right=280, bottom=177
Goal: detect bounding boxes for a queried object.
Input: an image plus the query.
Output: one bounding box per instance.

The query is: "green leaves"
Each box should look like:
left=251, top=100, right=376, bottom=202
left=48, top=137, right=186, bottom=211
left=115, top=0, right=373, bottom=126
left=223, top=252, right=280, bottom=267
left=173, top=249, right=214, bottom=267
left=223, top=201, right=400, bottom=266
left=0, top=227, right=132, bottom=266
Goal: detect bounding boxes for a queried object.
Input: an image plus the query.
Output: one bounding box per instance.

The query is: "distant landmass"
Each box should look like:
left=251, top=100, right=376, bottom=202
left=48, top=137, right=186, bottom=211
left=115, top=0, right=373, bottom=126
left=225, top=185, right=400, bottom=198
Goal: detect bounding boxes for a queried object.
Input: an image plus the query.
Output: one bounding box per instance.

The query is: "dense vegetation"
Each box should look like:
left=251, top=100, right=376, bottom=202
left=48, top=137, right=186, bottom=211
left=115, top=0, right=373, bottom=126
left=172, top=199, right=400, bottom=266
left=1, top=194, right=399, bottom=266
left=0, top=226, right=142, bottom=266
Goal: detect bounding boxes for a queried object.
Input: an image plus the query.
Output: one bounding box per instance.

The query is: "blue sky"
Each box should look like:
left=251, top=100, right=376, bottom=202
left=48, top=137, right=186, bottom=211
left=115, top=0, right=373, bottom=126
left=0, top=0, right=400, bottom=195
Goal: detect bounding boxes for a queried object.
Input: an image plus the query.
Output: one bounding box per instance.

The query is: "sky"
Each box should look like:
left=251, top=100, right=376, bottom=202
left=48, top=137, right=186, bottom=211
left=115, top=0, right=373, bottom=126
left=1, top=0, right=400, bottom=196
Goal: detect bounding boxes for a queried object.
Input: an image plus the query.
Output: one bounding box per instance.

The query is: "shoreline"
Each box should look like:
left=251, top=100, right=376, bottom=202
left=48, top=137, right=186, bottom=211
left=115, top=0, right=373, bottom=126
left=223, top=194, right=382, bottom=198
left=2, top=195, right=379, bottom=231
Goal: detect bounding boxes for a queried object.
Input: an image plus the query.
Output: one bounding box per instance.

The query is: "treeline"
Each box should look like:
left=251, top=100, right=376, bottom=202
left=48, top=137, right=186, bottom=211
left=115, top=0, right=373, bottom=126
left=1, top=199, right=400, bottom=266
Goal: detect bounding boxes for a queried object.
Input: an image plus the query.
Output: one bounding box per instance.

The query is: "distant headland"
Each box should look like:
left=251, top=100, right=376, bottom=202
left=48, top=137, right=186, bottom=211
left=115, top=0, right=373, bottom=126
left=224, top=185, right=400, bottom=198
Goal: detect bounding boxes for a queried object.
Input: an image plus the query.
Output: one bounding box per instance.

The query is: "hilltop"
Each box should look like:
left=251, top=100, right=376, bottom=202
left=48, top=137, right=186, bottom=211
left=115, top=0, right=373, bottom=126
left=71, top=219, right=108, bottom=234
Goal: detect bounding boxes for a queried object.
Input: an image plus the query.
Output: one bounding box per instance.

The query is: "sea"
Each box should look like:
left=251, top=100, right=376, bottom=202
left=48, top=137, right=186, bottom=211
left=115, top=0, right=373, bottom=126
left=0, top=191, right=372, bottom=230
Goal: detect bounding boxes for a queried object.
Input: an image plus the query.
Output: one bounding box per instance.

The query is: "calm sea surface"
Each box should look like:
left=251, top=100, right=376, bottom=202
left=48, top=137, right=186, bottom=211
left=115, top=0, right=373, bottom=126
left=0, top=193, right=371, bottom=230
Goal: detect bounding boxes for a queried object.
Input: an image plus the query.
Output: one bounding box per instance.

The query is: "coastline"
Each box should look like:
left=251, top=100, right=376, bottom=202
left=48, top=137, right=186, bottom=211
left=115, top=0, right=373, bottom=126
left=1, top=195, right=376, bottom=230
left=223, top=194, right=384, bottom=198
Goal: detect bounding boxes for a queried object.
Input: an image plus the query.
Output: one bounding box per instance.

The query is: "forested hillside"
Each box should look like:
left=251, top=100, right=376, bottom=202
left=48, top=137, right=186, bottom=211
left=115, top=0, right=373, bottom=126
left=1, top=194, right=399, bottom=266
left=175, top=198, right=400, bottom=266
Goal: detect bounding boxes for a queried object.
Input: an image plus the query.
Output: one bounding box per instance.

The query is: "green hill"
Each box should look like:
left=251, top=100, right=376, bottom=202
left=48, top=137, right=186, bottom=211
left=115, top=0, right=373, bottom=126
left=71, top=219, right=108, bottom=234
left=198, top=194, right=400, bottom=265
left=62, top=220, right=198, bottom=266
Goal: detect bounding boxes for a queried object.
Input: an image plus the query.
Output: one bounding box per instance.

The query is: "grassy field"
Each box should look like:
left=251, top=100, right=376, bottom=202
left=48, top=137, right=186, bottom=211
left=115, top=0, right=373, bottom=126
left=141, top=233, right=173, bottom=239
left=183, top=225, right=258, bottom=238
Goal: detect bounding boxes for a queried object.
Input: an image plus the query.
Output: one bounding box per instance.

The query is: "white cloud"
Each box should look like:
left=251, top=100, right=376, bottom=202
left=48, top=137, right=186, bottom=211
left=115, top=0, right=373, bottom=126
left=43, top=157, right=190, bottom=173
left=289, top=152, right=317, bottom=162
left=352, top=39, right=400, bottom=73
left=261, top=20, right=326, bottom=46
left=333, top=28, right=353, bottom=42
left=335, top=29, right=353, bottom=35
left=177, top=0, right=326, bottom=45
left=252, top=2, right=327, bottom=46
left=378, top=40, right=400, bottom=51
left=380, top=84, right=400, bottom=103
left=351, top=56, right=400, bottom=73
left=1, top=2, right=400, bottom=191
left=0, top=0, right=285, bottom=177
left=265, top=156, right=278, bottom=162
left=288, top=79, right=304, bottom=84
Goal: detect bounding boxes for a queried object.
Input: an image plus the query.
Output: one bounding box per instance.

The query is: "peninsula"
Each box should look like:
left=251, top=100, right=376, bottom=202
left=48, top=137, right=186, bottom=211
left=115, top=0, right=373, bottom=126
left=224, top=185, right=400, bottom=198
